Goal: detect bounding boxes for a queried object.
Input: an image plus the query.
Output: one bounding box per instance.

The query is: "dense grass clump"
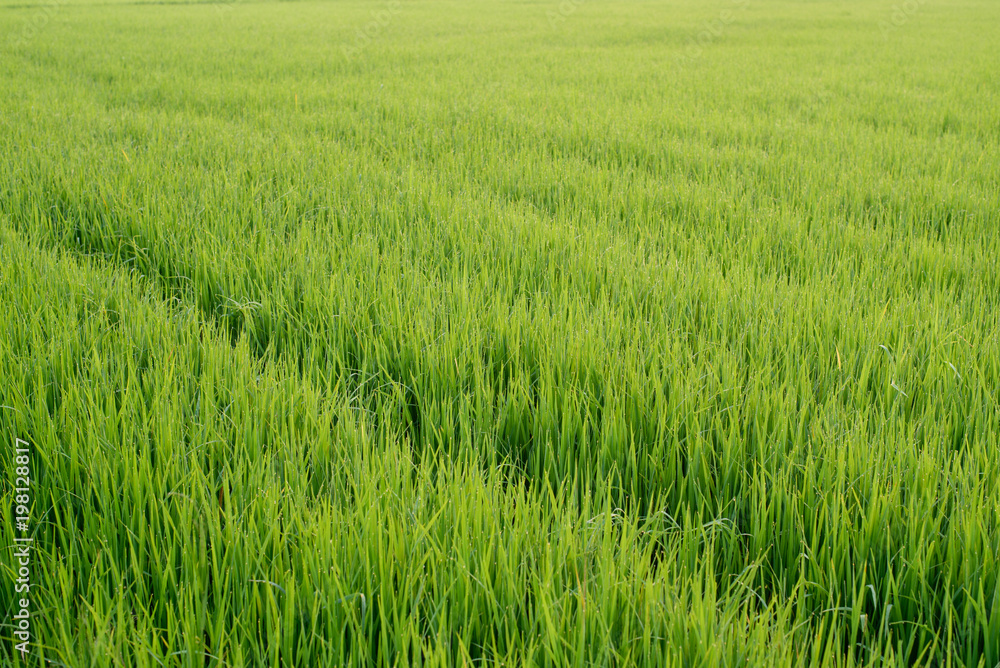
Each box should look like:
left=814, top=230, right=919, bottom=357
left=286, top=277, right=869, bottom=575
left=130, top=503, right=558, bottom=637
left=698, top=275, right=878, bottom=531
left=1, top=0, right=999, bottom=665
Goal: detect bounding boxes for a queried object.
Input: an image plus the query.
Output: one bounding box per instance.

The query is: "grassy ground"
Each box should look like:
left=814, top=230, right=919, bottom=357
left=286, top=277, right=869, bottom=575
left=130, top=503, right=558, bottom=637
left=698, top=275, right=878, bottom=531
left=1, top=0, right=999, bottom=665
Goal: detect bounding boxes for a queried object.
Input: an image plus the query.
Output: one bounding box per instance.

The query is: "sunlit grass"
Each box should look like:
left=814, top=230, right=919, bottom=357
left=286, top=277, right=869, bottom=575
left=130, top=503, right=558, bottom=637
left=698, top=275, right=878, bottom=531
left=1, top=0, right=998, bottom=665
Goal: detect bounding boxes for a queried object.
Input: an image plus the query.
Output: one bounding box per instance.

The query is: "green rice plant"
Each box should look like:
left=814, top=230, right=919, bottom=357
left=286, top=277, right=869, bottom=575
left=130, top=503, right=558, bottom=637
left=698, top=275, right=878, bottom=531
left=1, top=0, right=998, bottom=665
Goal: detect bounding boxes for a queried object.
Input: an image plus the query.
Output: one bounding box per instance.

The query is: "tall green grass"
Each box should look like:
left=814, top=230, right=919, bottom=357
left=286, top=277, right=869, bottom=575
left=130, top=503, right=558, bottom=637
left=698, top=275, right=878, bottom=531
left=1, top=0, right=999, bottom=665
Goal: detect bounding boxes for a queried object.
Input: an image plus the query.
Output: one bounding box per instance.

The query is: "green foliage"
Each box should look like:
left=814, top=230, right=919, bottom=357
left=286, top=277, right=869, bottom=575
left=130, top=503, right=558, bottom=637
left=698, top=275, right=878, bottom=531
left=1, top=0, right=998, bottom=665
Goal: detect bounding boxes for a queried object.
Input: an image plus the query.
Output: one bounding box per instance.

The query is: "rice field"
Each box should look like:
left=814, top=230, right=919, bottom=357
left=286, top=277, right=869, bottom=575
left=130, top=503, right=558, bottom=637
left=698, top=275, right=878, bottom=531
left=1, top=0, right=999, bottom=665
